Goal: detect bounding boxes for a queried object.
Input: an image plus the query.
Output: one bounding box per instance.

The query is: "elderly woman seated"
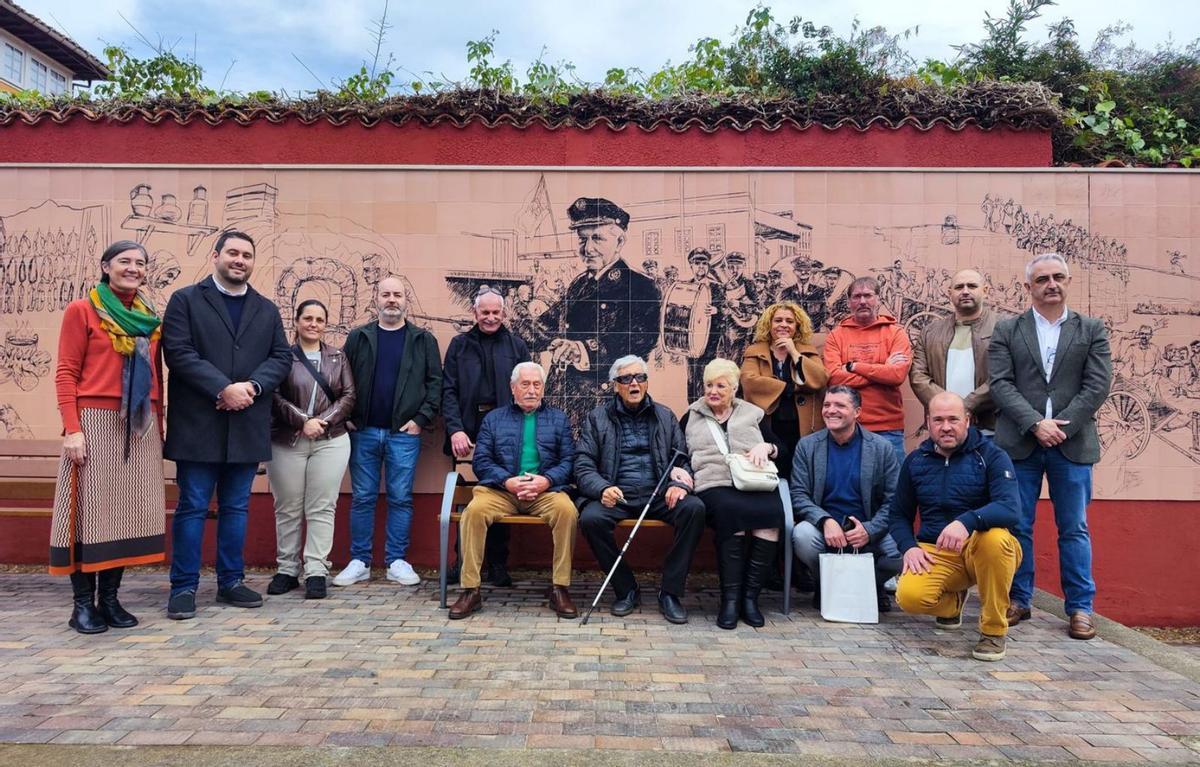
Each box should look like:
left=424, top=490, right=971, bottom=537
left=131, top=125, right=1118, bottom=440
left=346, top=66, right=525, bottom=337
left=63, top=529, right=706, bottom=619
left=681, top=358, right=786, bottom=630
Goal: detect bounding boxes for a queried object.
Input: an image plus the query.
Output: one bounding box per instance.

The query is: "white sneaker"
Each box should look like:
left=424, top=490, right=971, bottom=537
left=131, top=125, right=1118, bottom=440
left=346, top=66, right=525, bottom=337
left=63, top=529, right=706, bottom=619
left=884, top=576, right=898, bottom=593
left=386, top=559, right=421, bottom=586
left=332, top=559, right=370, bottom=586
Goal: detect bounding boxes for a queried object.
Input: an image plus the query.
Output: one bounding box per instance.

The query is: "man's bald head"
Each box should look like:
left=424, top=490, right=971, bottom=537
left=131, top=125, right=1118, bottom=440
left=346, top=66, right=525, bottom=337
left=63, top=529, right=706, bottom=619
left=946, top=268, right=986, bottom=320
left=928, top=392, right=971, bottom=455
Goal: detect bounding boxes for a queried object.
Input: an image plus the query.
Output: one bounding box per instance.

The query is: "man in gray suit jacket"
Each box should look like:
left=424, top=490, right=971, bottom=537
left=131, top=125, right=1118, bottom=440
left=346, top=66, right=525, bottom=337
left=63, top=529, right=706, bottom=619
left=790, top=385, right=903, bottom=613
left=988, top=253, right=1112, bottom=641
left=162, top=230, right=292, bottom=621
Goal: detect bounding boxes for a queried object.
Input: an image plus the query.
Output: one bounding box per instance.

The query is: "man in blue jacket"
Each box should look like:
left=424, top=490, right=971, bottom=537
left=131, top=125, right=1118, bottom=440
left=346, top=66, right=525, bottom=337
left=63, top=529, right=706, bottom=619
left=449, top=362, right=578, bottom=620
left=891, top=392, right=1023, bottom=662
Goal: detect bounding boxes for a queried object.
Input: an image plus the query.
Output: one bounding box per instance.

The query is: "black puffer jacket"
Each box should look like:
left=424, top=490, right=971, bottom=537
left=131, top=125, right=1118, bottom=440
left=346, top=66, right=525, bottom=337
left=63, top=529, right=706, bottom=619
left=574, top=394, right=692, bottom=500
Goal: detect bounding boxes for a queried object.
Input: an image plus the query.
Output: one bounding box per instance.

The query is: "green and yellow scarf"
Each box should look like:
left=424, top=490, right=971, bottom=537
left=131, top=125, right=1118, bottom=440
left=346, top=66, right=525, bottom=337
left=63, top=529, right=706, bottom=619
left=88, top=283, right=162, bottom=460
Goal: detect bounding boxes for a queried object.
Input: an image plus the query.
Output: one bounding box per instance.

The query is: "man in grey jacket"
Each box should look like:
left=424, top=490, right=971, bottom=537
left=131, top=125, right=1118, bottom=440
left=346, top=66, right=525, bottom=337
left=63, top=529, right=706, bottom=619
left=989, top=253, right=1112, bottom=640
left=790, top=385, right=902, bottom=612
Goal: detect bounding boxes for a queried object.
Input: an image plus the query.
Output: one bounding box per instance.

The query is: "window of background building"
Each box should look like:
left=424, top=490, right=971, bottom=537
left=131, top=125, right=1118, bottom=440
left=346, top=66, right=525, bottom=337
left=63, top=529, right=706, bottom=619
left=30, top=59, right=47, bottom=92
left=3, top=43, right=23, bottom=85
left=50, top=70, right=67, bottom=95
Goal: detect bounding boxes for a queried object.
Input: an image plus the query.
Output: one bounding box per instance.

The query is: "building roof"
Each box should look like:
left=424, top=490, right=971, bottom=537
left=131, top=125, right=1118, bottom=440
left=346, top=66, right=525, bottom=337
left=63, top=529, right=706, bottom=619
left=0, top=0, right=109, bottom=81
left=0, top=82, right=1063, bottom=131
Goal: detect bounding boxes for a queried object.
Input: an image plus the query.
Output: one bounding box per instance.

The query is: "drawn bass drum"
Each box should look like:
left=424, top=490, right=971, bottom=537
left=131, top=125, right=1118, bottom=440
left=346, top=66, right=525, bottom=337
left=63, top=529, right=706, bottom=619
left=661, top=281, right=713, bottom=358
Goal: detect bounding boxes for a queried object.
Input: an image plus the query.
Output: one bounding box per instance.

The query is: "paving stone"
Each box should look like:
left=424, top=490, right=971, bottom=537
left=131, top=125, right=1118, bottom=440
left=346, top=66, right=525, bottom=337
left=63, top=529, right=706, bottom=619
left=1, top=571, right=1199, bottom=762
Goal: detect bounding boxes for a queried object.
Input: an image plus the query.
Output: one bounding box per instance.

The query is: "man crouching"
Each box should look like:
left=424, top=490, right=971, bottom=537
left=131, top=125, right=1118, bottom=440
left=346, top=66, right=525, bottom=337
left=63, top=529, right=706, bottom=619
left=449, top=362, right=578, bottom=619
left=891, top=392, right=1023, bottom=661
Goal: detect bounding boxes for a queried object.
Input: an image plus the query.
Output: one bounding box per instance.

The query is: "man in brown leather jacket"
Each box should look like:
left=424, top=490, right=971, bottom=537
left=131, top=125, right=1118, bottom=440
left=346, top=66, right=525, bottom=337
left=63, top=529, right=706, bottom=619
left=910, top=269, right=999, bottom=432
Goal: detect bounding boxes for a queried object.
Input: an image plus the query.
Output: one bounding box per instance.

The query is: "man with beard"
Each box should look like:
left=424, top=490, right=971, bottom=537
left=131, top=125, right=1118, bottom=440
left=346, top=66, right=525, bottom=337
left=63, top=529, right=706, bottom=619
left=575, top=356, right=705, bottom=623
left=163, top=230, right=292, bottom=620
left=911, top=268, right=999, bottom=433
left=334, top=277, right=443, bottom=589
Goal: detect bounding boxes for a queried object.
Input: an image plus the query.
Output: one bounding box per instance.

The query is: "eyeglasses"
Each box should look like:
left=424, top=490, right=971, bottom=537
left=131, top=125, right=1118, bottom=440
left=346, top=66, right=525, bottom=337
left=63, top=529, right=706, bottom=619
left=613, top=373, right=648, bottom=385
left=475, top=286, right=503, bottom=298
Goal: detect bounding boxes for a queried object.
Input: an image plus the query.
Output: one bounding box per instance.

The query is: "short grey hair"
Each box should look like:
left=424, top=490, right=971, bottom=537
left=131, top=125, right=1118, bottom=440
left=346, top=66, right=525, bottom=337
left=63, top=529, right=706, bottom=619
left=608, top=355, right=648, bottom=381
left=510, top=361, right=546, bottom=384
left=825, top=384, right=861, bottom=409
left=1025, top=253, right=1070, bottom=282
left=473, top=288, right=505, bottom=310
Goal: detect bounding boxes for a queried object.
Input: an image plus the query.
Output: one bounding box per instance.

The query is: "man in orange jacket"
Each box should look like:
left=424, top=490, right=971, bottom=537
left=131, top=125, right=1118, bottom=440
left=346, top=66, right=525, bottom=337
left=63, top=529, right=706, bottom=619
left=822, top=276, right=912, bottom=466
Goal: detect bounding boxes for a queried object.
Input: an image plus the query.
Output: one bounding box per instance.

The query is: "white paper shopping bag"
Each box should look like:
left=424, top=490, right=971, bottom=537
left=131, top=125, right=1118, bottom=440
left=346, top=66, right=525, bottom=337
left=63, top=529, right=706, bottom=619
left=819, top=550, right=879, bottom=624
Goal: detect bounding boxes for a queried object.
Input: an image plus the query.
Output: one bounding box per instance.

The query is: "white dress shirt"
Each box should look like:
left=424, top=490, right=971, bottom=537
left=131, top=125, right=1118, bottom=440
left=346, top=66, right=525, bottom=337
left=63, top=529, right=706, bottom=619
left=1033, top=307, right=1070, bottom=419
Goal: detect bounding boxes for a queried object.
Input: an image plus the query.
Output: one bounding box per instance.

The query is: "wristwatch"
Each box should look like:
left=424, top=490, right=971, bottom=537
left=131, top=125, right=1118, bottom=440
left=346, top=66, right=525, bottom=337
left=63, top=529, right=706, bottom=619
left=844, top=361, right=855, bottom=373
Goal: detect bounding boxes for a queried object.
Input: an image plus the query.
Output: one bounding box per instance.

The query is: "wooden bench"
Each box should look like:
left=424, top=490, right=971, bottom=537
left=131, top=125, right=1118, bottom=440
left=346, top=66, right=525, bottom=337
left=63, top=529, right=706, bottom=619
left=437, top=470, right=797, bottom=615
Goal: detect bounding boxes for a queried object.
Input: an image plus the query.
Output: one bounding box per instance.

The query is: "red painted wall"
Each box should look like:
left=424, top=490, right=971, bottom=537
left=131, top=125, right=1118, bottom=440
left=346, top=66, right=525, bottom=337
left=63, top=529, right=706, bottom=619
left=0, top=119, right=1051, bottom=167
left=6, top=118, right=1194, bottom=626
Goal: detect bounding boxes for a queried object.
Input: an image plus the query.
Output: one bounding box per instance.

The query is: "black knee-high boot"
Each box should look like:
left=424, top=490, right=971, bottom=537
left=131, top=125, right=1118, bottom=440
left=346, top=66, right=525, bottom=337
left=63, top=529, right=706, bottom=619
left=68, top=571, right=108, bottom=634
left=97, top=567, right=138, bottom=628
left=716, top=536, right=746, bottom=630
left=742, top=537, right=778, bottom=628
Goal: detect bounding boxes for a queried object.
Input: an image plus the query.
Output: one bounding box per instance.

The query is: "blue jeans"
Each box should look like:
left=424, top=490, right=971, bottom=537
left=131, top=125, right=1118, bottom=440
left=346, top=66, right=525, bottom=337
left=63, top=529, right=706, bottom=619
left=170, top=460, right=258, bottom=596
left=348, top=428, right=420, bottom=566
left=1010, top=445, right=1095, bottom=614
left=876, top=429, right=907, bottom=467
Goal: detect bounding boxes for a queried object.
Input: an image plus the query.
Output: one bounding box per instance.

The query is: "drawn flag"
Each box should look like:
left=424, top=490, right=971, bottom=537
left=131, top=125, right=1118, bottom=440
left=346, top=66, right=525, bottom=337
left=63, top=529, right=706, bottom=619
left=516, top=175, right=559, bottom=250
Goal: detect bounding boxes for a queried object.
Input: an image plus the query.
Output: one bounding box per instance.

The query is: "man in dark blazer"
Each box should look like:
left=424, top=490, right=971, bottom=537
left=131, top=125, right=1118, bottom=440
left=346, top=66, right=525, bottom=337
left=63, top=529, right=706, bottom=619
left=989, top=253, right=1112, bottom=640
left=334, top=276, right=442, bottom=589
left=162, top=230, right=292, bottom=621
left=442, top=287, right=531, bottom=586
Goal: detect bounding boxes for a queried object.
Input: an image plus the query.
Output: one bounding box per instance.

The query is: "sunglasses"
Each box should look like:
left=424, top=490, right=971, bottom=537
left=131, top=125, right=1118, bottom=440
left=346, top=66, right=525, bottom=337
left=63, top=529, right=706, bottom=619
left=613, top=373, right=648, bottom=385
left=476, top=286, right=503, bottom=297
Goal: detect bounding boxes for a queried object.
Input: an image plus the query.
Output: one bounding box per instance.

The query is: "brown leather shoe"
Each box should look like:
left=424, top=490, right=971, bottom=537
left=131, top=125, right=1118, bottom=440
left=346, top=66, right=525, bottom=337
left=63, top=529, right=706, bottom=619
left=1006, top=604, right=1032, bottom=625
left=547, top=585, right=578, bottom=619
left=1068, top=611, right=1096, bottom=640
left=448, top=588, right=481, bottom=620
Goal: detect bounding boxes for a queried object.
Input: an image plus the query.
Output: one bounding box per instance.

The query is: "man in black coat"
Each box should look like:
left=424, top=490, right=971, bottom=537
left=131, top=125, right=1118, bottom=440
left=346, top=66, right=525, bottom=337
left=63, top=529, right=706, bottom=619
left=575, top=355, right=705, bottom=623
left=442, top=287, right=531, bottom=586
left=162, top=230, right=292, bottom=620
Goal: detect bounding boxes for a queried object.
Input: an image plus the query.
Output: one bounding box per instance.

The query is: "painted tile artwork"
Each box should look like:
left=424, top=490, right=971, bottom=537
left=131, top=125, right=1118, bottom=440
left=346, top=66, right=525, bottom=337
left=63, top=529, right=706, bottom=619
left=0, top=168, right=1196, bottom=499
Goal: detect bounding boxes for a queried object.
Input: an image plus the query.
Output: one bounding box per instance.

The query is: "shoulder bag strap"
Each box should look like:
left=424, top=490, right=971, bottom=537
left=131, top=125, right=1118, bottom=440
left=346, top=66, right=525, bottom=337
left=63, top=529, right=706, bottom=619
left=705, top=417, right=731, bottom=456
left=293, top=346, right=337, bottom=404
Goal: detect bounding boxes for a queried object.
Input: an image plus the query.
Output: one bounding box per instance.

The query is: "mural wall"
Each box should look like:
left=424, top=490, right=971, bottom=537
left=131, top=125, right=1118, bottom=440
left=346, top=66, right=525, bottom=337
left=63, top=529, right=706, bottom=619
left=0, top=168, right=1196, bottom=499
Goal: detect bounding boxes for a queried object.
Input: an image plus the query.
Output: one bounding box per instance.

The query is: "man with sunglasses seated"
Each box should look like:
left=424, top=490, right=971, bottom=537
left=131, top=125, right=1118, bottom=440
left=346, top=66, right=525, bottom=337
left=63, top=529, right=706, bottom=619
left=575, top=355, right=706, bottom=623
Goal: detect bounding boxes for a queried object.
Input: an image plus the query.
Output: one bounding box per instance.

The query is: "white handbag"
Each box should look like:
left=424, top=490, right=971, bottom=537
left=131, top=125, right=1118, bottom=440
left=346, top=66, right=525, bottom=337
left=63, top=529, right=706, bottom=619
left=819, top=549, right=879, bottom=624
left=705, top=418, right=779, bottom=492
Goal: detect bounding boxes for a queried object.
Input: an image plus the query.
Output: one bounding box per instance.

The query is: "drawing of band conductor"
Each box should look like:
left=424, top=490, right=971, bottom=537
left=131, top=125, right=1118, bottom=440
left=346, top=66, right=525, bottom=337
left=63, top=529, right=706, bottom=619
left=533, top=197, right=662, bottom=425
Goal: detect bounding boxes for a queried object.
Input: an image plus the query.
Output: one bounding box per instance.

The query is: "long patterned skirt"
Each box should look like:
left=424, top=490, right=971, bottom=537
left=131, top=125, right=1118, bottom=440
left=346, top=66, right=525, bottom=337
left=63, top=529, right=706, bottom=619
left=48, top=408, right=166, bottom=574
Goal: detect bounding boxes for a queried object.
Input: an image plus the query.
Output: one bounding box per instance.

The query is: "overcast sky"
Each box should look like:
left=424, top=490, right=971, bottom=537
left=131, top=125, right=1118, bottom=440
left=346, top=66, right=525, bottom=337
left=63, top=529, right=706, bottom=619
left=20, top=0, right=1200, bottom=94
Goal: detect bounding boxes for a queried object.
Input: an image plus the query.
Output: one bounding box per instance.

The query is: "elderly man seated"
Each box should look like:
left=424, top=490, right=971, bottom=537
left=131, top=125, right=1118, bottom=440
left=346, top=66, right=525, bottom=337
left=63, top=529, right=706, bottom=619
left=891, top=392, right=1023, bottom=661
left=449, top=362, right=578, bottom=620
left=790, top=384, right=903, bottom=613
left=576, top=355, right=706, bottom=624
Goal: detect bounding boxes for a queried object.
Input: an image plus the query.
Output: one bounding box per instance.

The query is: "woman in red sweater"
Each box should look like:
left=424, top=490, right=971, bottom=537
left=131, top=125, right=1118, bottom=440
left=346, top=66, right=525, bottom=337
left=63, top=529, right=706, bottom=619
left=49, top=240, right=165, bottom=634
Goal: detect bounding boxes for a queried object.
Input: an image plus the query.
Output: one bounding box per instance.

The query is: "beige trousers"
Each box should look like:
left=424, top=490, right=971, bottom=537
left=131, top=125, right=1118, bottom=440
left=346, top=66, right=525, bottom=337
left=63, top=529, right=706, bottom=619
left=266, top=434, right=350, bottom=578
left=459, top=486, right=577, bottom=588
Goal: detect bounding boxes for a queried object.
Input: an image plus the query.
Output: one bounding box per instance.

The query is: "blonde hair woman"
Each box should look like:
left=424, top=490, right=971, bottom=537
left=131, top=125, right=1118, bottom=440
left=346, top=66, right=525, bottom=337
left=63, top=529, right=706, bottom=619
left=681, top=359, right=786, bottom=630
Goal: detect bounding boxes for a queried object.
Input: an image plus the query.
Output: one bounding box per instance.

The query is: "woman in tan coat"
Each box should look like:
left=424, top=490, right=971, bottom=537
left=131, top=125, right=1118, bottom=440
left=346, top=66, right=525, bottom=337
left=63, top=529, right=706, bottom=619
left=740, top=301, right=829, bottom=473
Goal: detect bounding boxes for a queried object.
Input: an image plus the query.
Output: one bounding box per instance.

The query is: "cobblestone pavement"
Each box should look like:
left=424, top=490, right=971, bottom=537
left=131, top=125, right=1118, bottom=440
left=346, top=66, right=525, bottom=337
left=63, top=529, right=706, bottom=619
left=2, top=571, right=1199, bottom=763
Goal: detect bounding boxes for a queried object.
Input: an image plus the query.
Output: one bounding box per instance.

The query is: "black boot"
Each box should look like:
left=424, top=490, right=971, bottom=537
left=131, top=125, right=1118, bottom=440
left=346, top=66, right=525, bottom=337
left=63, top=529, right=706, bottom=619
left=97, top=567, right=138, bottom=628
left=68, top=571, right=108, bottom=634
left=716, top=536, right=746, bottom=630
left=741, top=537, right=778, bottom=628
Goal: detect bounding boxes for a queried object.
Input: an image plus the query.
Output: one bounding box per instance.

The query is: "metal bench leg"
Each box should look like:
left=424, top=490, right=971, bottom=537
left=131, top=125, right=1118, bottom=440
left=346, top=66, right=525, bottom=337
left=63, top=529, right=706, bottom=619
left=779, top=480, right=794, bottom=617
left=439, top=471, right=459, bottom=609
